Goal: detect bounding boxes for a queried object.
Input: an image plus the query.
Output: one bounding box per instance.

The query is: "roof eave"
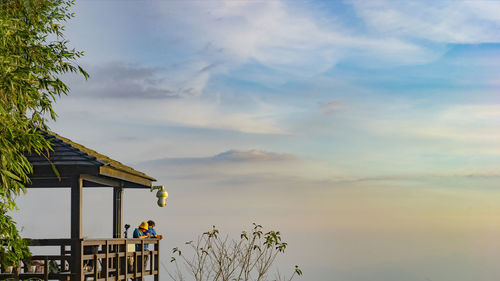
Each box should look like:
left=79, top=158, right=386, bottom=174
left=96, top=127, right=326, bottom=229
left=99, top=166, right=155, bottom=188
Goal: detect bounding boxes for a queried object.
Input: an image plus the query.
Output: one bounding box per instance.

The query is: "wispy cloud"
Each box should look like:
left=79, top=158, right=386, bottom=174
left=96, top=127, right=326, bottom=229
left=67, top=61, right=211, bottom=99
left=138, top=146, right=500, bottom=192
left=54, top=94, right=289, bottom=135
left=212, top=149, right=295, bottom=162
left=361, top=103, right=500, bottom=147
left=350, top=0, right=500, bottom=44
left=137, top=149, right=306, bottom=186
left=319, top=99, right=342, bottom=115
left=153, top=0, right=442, bottom=81
left=142, top=149, right=296, bottom=166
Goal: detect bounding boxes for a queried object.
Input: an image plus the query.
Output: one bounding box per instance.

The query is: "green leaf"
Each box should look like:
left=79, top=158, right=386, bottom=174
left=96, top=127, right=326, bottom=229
left=0, top=0, right=87, bottom=267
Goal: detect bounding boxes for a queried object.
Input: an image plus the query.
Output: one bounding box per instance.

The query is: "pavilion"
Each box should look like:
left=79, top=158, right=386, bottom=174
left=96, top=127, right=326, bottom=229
left=0, top=132, right=163, bottom=281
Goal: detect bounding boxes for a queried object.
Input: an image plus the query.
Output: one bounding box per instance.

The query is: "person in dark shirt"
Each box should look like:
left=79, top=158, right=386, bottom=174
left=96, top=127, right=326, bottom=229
left=147, top=220, right=163, bottom=240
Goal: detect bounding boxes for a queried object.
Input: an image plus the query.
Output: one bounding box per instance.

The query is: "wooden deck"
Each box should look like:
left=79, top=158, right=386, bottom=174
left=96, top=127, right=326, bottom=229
left=0, top=238, right=160, bottom=281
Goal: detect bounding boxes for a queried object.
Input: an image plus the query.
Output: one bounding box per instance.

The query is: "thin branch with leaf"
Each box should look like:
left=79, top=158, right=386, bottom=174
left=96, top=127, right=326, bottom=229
left=168, top=224, right=302, bottom=281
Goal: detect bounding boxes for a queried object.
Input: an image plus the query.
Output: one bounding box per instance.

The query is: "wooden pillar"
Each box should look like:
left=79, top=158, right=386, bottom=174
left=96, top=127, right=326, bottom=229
left=154, top=240, right=160, bottom=281
left=113, top=185, right=123, bottom=238
left=70, top=175, right=83, bottom=281
left=71, top=175, right=82, bottom=239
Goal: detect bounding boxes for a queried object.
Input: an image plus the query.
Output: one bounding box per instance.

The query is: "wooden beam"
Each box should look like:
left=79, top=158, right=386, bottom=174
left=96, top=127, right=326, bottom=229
left=99, top=166, right=153, bottom=188
left=28, top=176, right=113, bottom=188
left=81, top=174, right=121, bottom=187
left=27, top=177, right=72, bottom=188
left=30, top=239, right=72, bottom=246
left=31, top=165, right=99, bottom=179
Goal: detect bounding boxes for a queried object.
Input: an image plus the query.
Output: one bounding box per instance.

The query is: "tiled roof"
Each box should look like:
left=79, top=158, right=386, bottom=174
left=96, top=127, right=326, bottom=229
left=27, top=131, right=156, bottom=182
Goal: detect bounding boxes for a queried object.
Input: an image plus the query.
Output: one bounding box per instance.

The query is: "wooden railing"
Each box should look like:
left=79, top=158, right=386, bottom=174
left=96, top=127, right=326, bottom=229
left=0, top=238, right=160, bottom=281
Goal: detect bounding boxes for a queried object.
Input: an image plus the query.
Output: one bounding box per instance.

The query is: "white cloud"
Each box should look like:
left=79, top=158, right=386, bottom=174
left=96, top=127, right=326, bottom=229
left=465, top=1, right=500, bottom=23
left=352, top=102, right=500, bottom=158
left=319, top=99, right=342, bottom=115
left=350, top=0, right=500, bottom=44
left=138, top=146, right=500, bottom=191
left=154, top=0, right=440, bottom=79
left=54, top=95, right=288, bottom=135
left=413, top=104, right=500, bottom=143
left=212, top=149, right=295, bottom=162
left=68, top=61, right=212, bottom=99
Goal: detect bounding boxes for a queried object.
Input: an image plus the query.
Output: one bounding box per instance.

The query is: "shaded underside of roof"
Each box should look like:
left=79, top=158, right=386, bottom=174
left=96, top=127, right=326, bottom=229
left=26, top=131, right=156, bottom=188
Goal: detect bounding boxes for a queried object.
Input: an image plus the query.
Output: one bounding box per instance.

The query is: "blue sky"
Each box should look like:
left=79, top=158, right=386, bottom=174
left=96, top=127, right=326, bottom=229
left=12, top=1, right=500, bottom=281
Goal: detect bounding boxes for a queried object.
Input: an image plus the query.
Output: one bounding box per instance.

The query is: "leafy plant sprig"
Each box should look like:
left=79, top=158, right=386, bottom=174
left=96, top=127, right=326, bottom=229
left=168, top=224, right=302, bottom=281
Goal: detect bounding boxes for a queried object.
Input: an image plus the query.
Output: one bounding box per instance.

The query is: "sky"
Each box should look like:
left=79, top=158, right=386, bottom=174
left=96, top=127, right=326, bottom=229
left=10, top=1, right=500, bottom=280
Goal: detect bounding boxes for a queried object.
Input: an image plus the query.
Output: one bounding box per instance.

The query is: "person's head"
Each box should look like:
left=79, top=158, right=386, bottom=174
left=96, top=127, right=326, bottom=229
left=147, top=220, right=155, bottom=228
left=139, top=221, right=149, bottom=231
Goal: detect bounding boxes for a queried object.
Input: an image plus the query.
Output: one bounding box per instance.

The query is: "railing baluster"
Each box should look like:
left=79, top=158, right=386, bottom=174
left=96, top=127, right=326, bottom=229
left=114, top=242, right=119, bottom=280
left=60, top=244, right=65, bottom=272
left=141, top=240, right=145, bottom=281
left=134, top=251, right=138, bottom=280
left=7, top=238, right=160, bottom=281
left=149, top=246, right=153, bottom=275
left=44, top=256, right=49, bottom=281
left=93, top=253, right=98, bottom=280
left=105, top=240, right=109, bottom=281
left=156, top=239, right=160, bottom=281
left=125, top=240, right=129, bottom=280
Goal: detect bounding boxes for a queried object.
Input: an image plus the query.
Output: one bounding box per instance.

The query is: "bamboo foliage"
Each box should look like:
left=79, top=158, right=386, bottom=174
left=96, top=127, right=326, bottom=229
left=0, top=0, right=87, bottom=267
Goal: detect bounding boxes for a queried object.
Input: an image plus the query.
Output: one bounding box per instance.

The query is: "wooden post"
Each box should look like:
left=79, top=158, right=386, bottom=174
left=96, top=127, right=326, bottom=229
left=124, top=240, right=129, bottom=280
left=113, top=186, right=123, bottom=238
left=104, top=240, right=109, bottom=281
left=71, top=175, right=82, bottom=240
left=70, top=175, right=82, bottom=281
left=141, top=240, right=145, bottom=281
left=154, top=239, right=160, bottom=281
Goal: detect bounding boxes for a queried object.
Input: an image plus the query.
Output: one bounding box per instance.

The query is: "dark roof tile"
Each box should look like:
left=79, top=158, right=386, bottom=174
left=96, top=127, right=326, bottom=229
left=26, top=131, right=156, bottom=182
